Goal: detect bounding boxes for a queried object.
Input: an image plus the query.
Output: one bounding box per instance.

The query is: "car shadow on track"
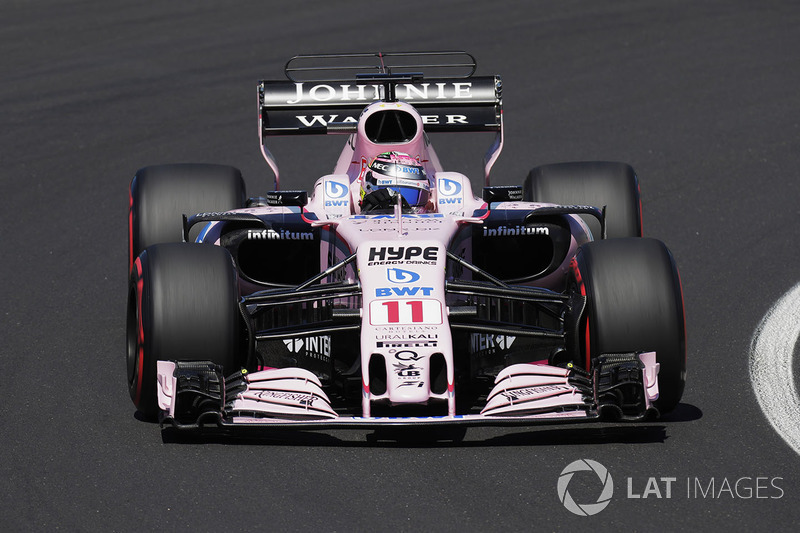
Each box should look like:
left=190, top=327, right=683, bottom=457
left=657, top=402, right=703, bottom=423
left=158, top=403, right=702, bottom=448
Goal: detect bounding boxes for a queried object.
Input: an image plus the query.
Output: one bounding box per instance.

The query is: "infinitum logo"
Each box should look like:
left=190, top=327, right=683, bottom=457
left=557, top=459, right=614, bottom=516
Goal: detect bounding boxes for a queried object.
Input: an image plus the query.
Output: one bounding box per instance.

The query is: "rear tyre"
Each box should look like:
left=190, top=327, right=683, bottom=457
left=127, top=243, right=242, bottom=419
left=128, top=163, right=246, bottom=271
left=570, top=238, right=685, bottom=413
left=524, top=161, right=642, bottom=239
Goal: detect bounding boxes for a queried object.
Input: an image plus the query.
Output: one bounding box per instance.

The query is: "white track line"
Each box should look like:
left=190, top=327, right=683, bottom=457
left=750, top=282, right=800, bottom=456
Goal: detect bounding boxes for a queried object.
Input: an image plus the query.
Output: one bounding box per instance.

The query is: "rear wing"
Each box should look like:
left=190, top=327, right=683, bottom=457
left=258, top=52, right=503, bottom=188
left=258, top=77, right=502, bottom=134
left=259, top=51, right=501, bottom=135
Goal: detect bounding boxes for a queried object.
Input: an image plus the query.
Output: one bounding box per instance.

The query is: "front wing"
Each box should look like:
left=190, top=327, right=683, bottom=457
left=155, top=352, right=660, bottom=430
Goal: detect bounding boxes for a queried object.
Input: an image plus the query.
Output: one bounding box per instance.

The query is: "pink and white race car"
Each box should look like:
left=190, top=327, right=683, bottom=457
left=126, top=52, right=685, bottom=430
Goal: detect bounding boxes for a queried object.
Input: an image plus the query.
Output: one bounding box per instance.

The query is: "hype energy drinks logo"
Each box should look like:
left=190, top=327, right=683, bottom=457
left=557, top=459, right=785, bottom=517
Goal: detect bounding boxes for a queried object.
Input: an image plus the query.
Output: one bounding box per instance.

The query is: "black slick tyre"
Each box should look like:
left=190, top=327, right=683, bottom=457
left=128, top=163, right=246, bottom=271
left=127, top=243, right=242, bottom=419
left=524, top=161, right=642, bottom=239
left=571, top=238, right=686, bottom=413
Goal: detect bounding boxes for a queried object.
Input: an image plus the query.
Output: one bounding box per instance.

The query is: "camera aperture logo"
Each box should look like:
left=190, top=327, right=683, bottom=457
left=557, top=459, right=613, bottom=516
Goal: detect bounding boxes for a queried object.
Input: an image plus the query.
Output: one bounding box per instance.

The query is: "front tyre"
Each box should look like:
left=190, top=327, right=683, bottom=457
left=571, top=238, right=686, bottom=413
left=127, top=243, right=242, bottom=419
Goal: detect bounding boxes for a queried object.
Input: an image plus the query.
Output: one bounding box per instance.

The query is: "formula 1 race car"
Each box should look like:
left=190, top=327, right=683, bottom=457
left=126, top=51, right=686, bottom=430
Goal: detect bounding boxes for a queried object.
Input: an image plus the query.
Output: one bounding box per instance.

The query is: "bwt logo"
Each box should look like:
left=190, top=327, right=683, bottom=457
left=438, top=178, right=462, bottom=196
left=557, top=459, right=614, bottom=516
left=387, top=268, right=421, bottom=284
left=375, top=286, right=434, bottom=297
left=325, top=181, right=349, bottom=199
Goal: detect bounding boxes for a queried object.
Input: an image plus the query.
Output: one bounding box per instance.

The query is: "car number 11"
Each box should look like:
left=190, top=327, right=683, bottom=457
left=369, top=299, right=443, bottom=325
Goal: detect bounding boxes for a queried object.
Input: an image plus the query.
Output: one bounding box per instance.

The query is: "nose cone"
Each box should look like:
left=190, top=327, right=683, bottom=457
left=387, top=354, right=431, bottom=404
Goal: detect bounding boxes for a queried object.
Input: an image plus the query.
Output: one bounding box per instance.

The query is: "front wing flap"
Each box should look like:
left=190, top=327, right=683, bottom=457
left=157, top=352, right=659, bottom=430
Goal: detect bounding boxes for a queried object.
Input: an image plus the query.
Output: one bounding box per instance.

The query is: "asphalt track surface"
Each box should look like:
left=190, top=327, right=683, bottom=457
left=3, top=1, right=800, bottom=530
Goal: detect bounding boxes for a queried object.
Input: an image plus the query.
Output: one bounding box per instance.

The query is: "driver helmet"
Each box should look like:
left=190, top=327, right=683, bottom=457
left=361, top=151, right=430, bottom=209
